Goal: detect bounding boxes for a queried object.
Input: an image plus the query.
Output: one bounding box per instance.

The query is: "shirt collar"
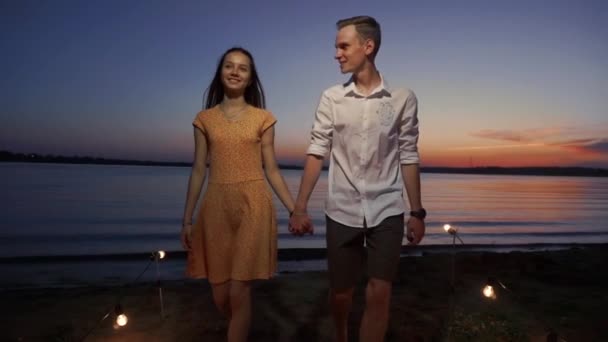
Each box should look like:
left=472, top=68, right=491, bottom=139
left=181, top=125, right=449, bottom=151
left=343, top=73, right=392, bottom=99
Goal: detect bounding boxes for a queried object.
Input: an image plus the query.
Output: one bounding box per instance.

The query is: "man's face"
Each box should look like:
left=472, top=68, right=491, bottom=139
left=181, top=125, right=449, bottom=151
left=334, top=25, right=371, bottom=74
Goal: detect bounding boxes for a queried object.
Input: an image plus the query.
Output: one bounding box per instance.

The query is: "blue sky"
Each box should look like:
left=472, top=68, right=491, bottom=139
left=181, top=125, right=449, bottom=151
left=1, top=0, right=607, bottom=167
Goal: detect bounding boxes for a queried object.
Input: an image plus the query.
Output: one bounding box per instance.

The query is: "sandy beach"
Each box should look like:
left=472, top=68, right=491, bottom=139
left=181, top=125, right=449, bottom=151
left=2, top=245, right=607, bottom=341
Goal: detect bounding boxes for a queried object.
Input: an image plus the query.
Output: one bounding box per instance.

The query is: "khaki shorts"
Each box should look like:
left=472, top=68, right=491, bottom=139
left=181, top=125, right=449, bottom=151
left=326, top=214, right=404, bottom=290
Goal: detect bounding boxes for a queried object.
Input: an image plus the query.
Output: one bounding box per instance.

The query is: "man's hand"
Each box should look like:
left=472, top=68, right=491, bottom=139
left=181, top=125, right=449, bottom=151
left=289, top=213, right=314, bottom=236
left=406, top=217, right=425, bottom=245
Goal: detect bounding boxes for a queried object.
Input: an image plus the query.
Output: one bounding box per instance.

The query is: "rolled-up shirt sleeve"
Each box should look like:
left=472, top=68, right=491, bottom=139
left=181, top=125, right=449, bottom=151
left=307, top=92, right=334, bottom=157
left=398, top=91, right=420, bottom=164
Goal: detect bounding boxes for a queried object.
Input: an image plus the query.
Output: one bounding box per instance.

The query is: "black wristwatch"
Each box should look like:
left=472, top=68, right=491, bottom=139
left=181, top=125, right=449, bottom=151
left=409, top=208, right=427, bottom=220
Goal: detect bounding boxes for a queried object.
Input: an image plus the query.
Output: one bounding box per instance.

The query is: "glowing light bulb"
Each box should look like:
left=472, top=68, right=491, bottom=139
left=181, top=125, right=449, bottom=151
left=157, top=250, right=166, bottom=259
left=116, top=313, right=128, bottom=326
left=114, top=304, right=128, bottom=327
left=482, top=285, right=496, bottom=299
left=443, top=224, right=457, bottom=234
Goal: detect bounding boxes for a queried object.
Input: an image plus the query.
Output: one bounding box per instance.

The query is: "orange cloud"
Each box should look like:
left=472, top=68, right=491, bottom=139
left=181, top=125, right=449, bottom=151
left=467, top=126, right=607, bottom=156
left=422, top=144, right=574, bottom=167
left=470, top=127, right=563, bottom=142
left=424, top=126, right=608, bottom=167
left=446, top=143, right=546, bottom=151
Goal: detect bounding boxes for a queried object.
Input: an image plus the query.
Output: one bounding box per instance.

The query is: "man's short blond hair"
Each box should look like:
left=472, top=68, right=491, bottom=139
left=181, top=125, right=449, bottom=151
left=336, top=16, right=381, bottom=57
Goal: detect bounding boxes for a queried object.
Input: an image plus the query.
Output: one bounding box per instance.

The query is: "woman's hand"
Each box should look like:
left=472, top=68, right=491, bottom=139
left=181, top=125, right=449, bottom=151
left=181, top=223, right=193, bottom=250
left=289, top=213, right=314, bottom=236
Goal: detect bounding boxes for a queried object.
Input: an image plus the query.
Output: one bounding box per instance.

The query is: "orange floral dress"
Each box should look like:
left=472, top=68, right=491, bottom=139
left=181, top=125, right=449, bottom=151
left=187, top=105, right=277, bottom=283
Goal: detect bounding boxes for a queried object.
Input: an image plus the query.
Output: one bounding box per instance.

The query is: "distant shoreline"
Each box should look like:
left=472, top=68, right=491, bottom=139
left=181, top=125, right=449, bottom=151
left=1, top=150, right=607, bottom=177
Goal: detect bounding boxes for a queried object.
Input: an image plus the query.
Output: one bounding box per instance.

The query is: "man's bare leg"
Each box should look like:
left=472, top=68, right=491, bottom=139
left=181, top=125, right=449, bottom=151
left=360, top=278, right=392, bottom=342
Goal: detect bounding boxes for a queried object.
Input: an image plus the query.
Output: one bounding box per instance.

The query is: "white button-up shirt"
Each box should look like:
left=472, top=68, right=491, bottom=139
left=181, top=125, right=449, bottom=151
left=307, top=76, right=420, bottom=228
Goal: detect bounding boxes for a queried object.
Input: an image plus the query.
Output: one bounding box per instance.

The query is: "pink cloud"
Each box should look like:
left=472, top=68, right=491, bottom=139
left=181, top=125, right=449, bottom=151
left=467, top=126, right=608, bottom=156
left=469, top=127, right=564, bottom=142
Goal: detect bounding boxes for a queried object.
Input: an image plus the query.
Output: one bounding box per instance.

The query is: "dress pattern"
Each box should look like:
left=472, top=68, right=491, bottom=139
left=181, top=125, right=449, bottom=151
left=187, top=105, right=277, bottom=283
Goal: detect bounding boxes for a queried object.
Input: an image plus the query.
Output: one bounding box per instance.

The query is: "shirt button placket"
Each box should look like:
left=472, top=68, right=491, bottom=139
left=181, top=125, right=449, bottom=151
left=361, top=98, right=369, bottom=176
left=360, top=97, right=369, bottom=221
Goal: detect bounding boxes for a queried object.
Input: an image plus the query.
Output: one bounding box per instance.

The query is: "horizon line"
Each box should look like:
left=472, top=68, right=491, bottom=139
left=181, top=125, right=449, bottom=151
left=1, top=150, right=607, bottom=176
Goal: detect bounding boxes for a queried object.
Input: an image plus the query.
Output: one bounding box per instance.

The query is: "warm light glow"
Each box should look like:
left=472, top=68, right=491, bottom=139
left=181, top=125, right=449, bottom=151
left=114, top=304, right=128, bottom=327
left=116, top=313, right=128, bottom=326
left=482, top=285, right=496, bottom=299
left=443, top=224, right=456, bottom=234
left=157, top=250, right=166, bottom=259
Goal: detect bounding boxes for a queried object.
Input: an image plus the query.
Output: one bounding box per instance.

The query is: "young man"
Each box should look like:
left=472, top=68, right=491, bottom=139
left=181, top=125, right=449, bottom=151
left=289, top=16, right=426, bottom=342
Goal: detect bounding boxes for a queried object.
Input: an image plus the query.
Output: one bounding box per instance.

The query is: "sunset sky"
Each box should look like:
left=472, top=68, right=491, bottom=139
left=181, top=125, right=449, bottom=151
left=2, top=0, right=607, bottom=167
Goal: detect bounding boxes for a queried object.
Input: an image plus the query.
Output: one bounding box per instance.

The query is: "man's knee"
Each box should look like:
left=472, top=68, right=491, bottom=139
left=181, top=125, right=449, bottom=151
left=366, top=278, right=392, bottom=307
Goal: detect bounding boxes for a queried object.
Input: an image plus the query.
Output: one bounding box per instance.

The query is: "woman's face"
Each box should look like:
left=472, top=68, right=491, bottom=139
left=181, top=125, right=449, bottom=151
left=220, top=51, right=252, bottom=94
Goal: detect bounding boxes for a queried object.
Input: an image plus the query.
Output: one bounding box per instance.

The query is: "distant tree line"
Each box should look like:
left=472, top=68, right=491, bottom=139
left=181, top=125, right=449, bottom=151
left=421, top=166, right=608, bottom=177
left=0, top=150, right=190, bottom=167
left=1, top=150, right=607, bottom=177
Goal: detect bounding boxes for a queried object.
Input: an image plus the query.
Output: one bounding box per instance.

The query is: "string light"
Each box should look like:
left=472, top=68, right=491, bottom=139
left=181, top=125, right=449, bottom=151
left=443, top=223, right=465, bottom=289
left=443, top=224, right=455, bottom=234
left=151, top=250, right=166, bottom=260
left=482, top=277, right=508, bottom=299
left=79, top=250, right=167, bottom=341
left=114, top=304, right=128, bottom=327
left=443, top=223, right=464, bottom=244
left=482, top=285, right=496, bottom=299
left=154, top=250, right=166, bottom=318
left=480, top=277, right=563, bottom=340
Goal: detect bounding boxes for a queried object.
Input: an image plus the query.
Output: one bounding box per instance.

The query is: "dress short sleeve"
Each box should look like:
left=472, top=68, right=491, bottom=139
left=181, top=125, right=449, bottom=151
left=192, top=112, right=206, bottom=134
left=261, top=111, right=277, bottom=133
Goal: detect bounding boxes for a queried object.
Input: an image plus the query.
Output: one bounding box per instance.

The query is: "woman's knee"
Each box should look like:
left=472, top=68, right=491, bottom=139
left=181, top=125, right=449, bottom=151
left=229, top=281, right=252, bottom=307
left=211, top=281, right=231, bottom=312
left=330, top=287, right=354, bottom=306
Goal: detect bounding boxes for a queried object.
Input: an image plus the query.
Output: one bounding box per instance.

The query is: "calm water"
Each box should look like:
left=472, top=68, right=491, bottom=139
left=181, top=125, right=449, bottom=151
left=1, top=162, right=608, bottom=259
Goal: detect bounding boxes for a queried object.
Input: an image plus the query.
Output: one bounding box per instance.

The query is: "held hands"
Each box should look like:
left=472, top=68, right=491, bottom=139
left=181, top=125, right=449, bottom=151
left=289, top=212, right=314, bottom=236
left=406, top=216, right=425, bottom=245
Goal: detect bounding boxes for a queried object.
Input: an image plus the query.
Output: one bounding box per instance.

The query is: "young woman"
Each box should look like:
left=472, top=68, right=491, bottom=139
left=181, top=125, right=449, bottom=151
left=181, top=47, right=295, bottom=341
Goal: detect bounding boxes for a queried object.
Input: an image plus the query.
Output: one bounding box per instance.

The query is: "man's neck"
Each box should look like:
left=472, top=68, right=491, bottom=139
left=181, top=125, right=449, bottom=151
left=352, top=64, right=381, bottom=96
